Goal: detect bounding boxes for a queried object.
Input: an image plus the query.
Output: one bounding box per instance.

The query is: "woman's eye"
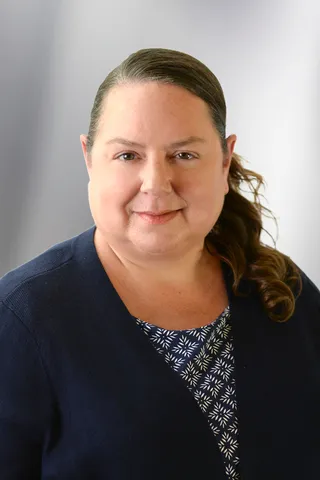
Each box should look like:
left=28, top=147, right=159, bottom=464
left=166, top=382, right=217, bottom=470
left=117, top=152, right=136, bottom=161
left=175, top=152, right=195, bottom=160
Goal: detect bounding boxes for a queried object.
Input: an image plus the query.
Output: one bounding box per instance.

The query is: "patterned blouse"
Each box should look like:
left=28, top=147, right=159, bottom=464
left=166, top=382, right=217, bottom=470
left=135, top=305, right=241, bottom=480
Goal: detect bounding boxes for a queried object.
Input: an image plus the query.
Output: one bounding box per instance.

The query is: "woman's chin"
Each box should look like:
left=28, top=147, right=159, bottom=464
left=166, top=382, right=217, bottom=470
left=131, top=237, right=181, bottom=257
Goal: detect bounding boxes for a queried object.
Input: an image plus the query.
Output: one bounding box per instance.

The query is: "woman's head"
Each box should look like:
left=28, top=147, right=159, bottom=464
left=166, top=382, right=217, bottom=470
left=81, top=47, right=302, bottom=322
left=81, top=48, right=236, bottom=258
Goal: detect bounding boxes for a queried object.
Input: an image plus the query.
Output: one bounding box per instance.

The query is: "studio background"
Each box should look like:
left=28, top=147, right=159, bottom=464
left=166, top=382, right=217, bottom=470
left=1, top=0, right=319, bottom=286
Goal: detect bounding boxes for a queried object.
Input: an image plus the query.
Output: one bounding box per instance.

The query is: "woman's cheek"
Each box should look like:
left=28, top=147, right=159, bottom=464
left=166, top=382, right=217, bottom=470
left=98, top=176, right=131, bottom=213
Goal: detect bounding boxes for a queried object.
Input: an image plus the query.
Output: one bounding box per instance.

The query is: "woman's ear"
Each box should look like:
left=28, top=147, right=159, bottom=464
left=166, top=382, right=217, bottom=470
left=223, top=134, right=237, bottom=195
left=227, top=134, right=237, bottom=158
left=80, top=134, right=92, bottom=175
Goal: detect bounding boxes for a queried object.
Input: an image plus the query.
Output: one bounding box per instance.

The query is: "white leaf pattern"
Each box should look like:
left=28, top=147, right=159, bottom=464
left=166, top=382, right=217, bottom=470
left=193, top=390, right=213, bottom=412
left=201, top=375, right=224, bottom=398
left=164, top=352, right=185, bottom=371
left=194, top=346, right=213, bottom=371
left=172, top=336, right=198, bottom=358
left=134, top=305, right=240, bottom=480
left=151, top=329, right=177, bottom=348
left=181, top=363, right=202, bottom=387
left=211, top=358, right=233, bottom=381
left=221, top=341, right=234, bottom=358
left=209, top=402, right=233, bottom=427
left=207, top=336, right=223, bottom=355
left=218, top=432, right=238, bottom=460
left=190, top=325, right=211, bottom=341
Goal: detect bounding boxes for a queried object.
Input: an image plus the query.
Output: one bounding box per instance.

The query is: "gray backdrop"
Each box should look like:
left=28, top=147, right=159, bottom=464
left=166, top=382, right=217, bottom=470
left=1, top=0, right=319, bottom=286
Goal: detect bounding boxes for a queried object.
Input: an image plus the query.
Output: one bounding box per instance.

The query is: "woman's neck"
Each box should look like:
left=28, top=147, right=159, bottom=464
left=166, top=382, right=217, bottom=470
left=94, top=230, right=220, bottom=290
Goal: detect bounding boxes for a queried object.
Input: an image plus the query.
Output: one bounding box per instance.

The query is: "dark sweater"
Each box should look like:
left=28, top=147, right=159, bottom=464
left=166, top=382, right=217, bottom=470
left=0, top=225, right=319, bottom=479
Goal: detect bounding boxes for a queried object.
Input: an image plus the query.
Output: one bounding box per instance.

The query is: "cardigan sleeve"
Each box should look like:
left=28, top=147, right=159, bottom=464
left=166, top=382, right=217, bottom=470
left=0, top=301, right=52, bottom=479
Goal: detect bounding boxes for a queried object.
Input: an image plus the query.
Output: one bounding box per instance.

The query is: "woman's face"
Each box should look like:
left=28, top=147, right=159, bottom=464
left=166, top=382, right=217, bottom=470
left=80, top=82, right=236, bottom=257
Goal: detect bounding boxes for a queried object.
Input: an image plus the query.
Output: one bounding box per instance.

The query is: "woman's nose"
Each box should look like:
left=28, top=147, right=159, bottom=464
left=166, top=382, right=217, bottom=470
left=139, top=157, right=173, bottom=194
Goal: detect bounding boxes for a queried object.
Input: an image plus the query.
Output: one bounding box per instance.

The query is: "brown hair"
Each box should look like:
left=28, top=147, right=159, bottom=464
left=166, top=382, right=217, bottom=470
left=85, top=47, right=302, bottom=322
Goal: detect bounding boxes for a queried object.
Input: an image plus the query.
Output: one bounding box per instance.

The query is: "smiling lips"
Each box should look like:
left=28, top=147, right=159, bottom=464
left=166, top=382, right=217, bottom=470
left=135, top=209, right=181, bottom=224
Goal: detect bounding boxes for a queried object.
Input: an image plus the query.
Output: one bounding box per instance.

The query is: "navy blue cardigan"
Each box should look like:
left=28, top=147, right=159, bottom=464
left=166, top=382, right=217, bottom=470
left=0, top=225, right=319, bottom=479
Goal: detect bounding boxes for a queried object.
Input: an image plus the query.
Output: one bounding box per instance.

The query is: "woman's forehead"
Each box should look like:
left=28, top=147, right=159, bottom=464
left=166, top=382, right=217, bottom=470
left=98, top=83, right=215, bottom=141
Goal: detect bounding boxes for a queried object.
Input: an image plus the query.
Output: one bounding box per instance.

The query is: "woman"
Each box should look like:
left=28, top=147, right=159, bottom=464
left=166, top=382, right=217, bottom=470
left=0, top=47, right=319, bottom=480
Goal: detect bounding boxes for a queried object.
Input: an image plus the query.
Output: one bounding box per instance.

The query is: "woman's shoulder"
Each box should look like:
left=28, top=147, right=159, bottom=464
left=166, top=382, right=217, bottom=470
left=1, top=238, right=72, bottom=293
left=281, top=261, right=320, bottom=336
left=293, top=261, right=320, bottom=309
left=0, top=231, right=80, bottom=323
left=299, top=266, right=320, bottom=297
left=0, top=226, right=102, bottom=336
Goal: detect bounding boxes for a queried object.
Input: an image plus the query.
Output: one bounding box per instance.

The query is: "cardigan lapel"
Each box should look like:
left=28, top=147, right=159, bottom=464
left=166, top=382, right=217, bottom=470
left=221, top=260, right=281, bottom=478
left=222, top=259, right=318, bottom=479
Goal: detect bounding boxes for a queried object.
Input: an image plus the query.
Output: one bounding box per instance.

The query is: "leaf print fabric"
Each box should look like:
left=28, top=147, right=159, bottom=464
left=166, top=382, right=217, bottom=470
left=135, top=305, right=241, bottom=480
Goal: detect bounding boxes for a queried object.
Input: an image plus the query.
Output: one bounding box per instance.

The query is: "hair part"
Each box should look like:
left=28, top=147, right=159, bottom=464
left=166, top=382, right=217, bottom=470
left=85, top=47, right=302, bottom=322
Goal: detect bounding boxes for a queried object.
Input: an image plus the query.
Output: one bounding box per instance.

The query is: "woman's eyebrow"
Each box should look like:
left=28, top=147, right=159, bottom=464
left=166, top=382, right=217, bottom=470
left=105, top=136, right=207, bottom=149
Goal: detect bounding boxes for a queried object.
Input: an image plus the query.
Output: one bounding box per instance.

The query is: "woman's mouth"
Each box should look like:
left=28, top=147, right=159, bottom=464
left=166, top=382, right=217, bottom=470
left=135, top=210, right=181, bottom=224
